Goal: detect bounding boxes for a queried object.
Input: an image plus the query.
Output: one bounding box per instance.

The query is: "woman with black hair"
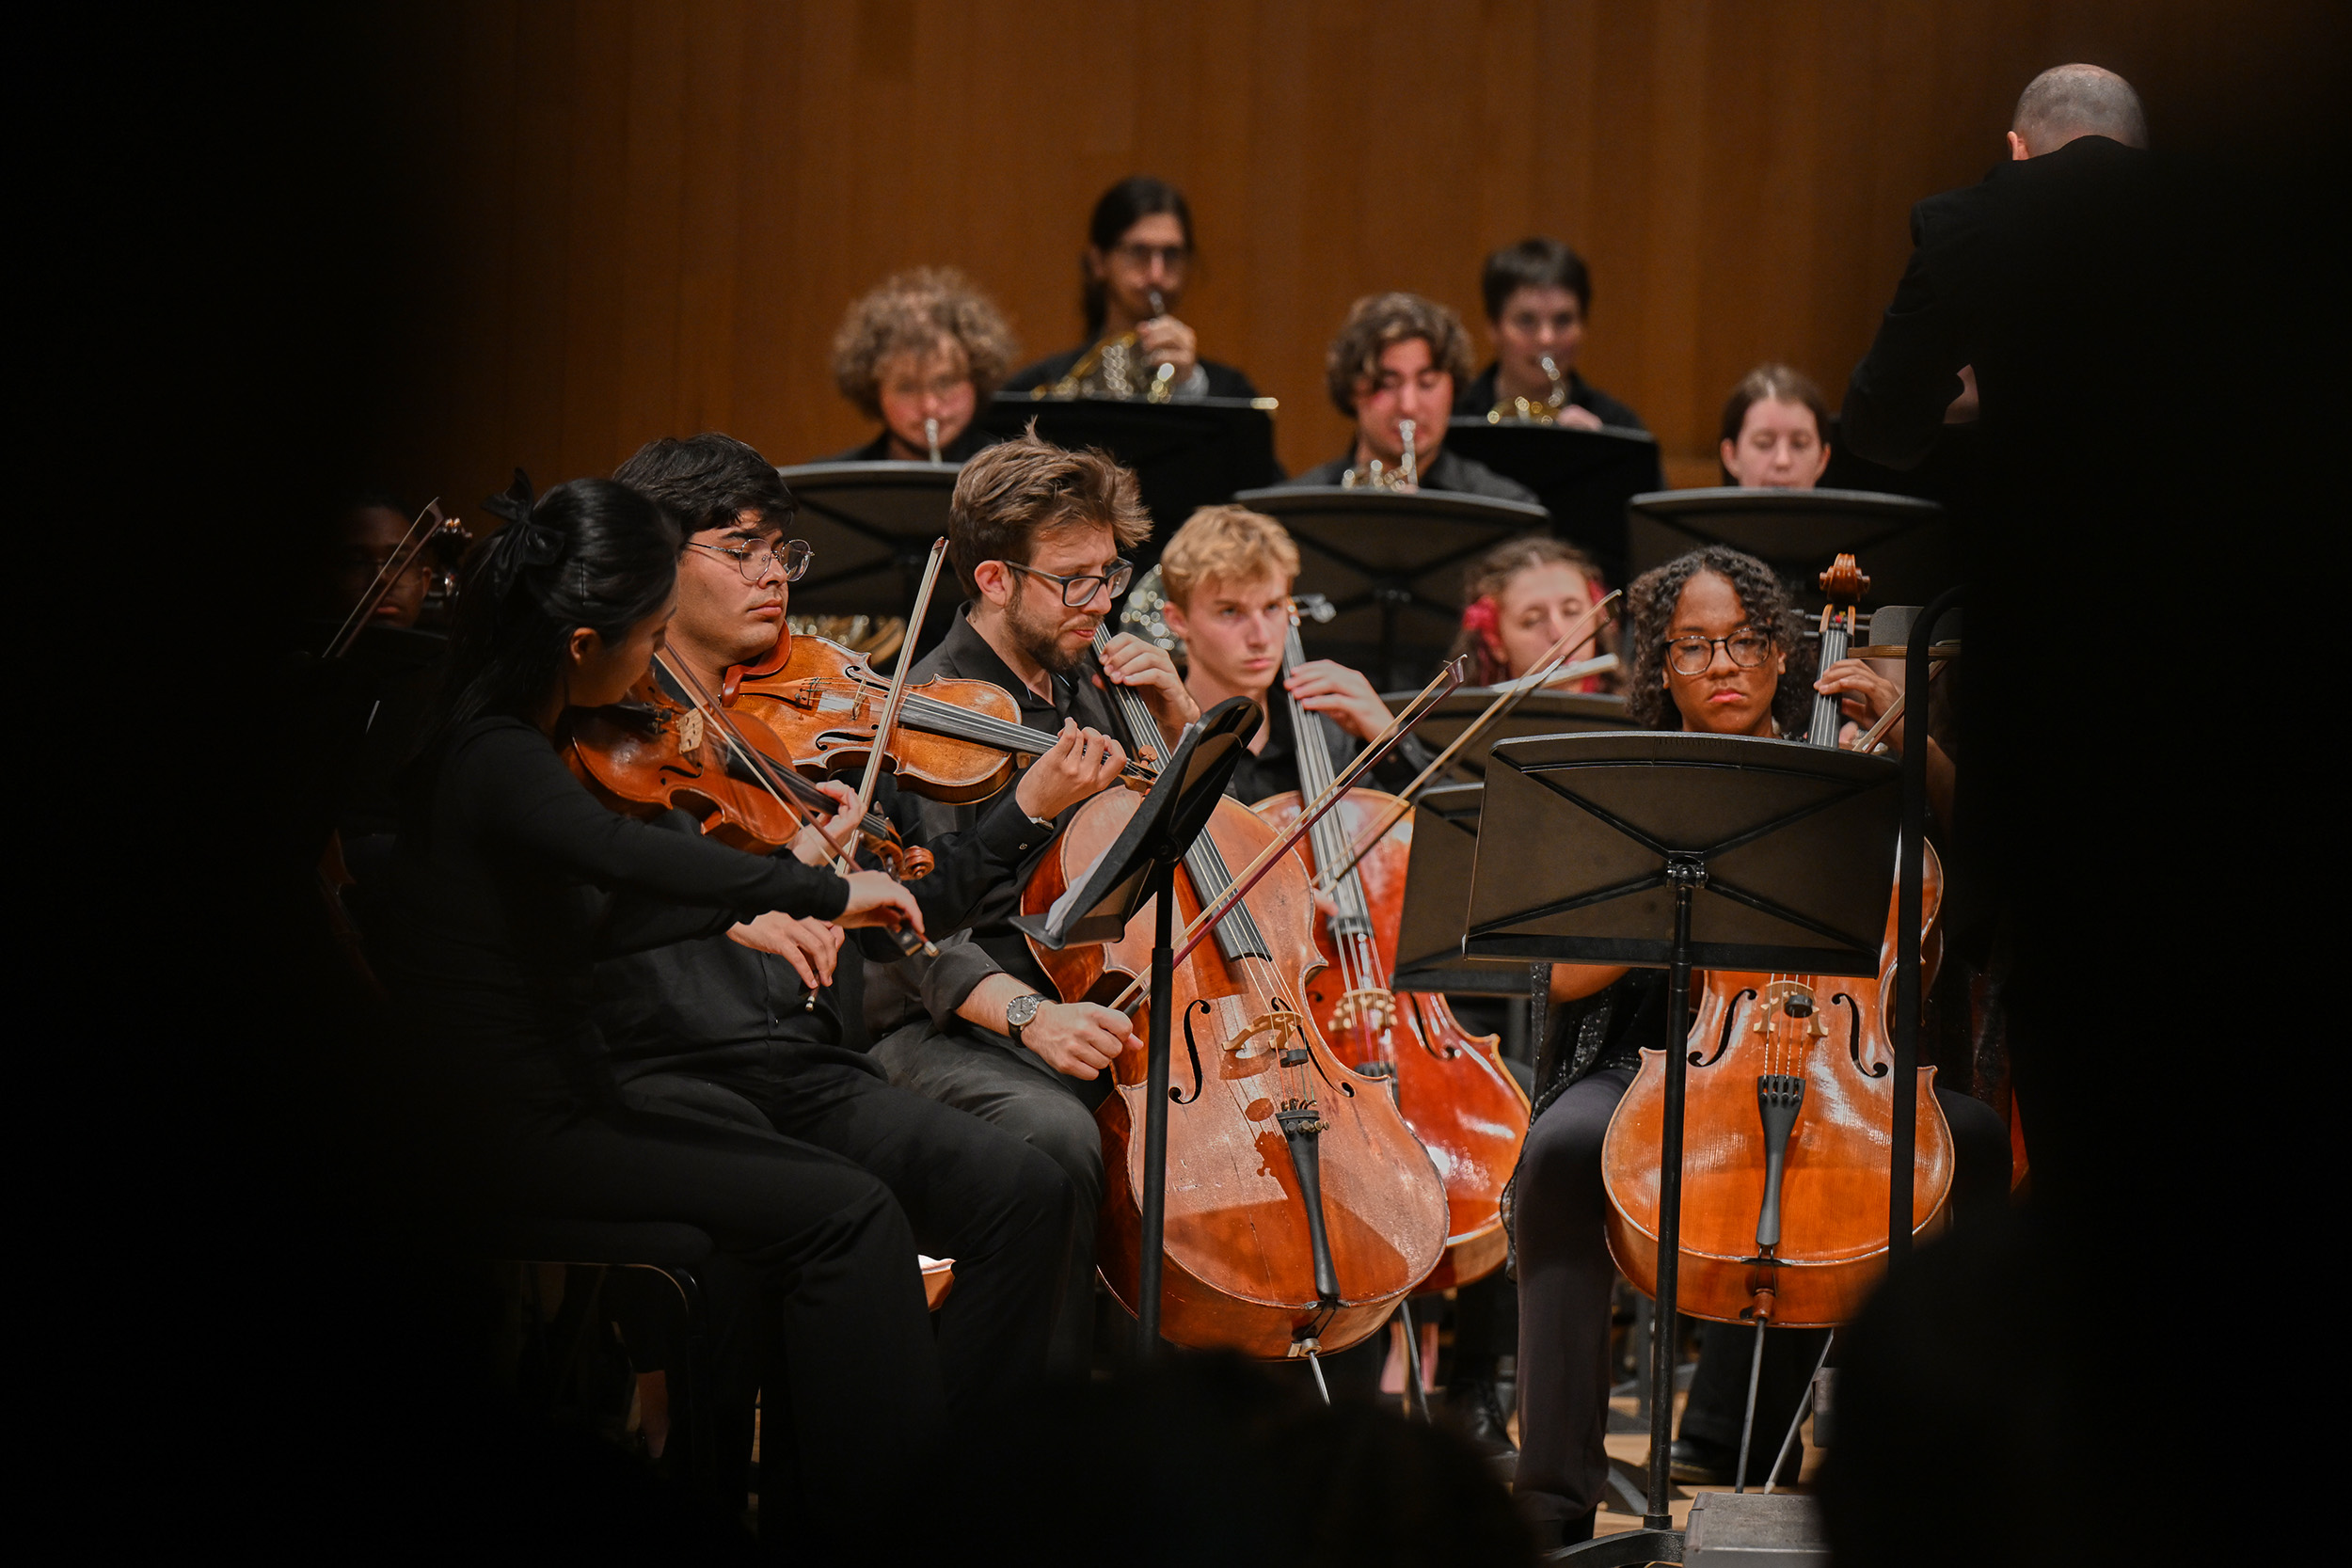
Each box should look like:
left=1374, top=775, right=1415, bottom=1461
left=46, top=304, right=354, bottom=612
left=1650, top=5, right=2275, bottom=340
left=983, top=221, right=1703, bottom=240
left=1505, top=545, right=2008, bottom=1544
left=1001, top=175, right=1259, bottom=401
left=375, top=473, right=940, bottom=1557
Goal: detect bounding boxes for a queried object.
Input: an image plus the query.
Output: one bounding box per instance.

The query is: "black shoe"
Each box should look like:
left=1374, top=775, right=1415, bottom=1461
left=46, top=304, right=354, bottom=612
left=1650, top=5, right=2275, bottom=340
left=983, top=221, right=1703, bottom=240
left=1671, top=1433, right=1798, bottom=1487
left=1448, top=1378, right=1518, bottom=1456
left=1526, top=1509, right=1598, bottom=1553
left=1669, top=1435, right=1735, bottom=1485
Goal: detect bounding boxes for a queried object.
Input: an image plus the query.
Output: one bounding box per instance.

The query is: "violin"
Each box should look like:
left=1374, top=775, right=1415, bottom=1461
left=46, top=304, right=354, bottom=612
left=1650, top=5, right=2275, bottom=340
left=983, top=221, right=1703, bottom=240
left=1249, top=600, right=1531, bottom=1291
left=1021, top=627, right=1450, bottom=1358
left=723, top=629, right=1155, bottom=801
left=1599, top=555, right=1956, bottom=1328
left=564, top=652, right=935, bottom=949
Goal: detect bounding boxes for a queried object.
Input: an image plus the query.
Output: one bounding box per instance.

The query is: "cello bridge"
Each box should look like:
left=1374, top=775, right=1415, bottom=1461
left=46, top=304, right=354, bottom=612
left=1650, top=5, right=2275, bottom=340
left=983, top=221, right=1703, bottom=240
left=1209, top=992, right=1303, bottom=1060
left=1751, top=980, right=1829, bottom=1039
left=1328, top=987, right=1397, bottom=1035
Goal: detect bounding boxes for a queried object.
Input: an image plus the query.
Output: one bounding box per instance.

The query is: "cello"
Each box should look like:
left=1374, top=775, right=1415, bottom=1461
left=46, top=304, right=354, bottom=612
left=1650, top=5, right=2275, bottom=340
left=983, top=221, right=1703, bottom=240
left=1021, top=628, right=1451, bottom=1359
left=1249, top=599, right=1531, bottom=1291
left=1599, top=555, right=1956, bottom=1329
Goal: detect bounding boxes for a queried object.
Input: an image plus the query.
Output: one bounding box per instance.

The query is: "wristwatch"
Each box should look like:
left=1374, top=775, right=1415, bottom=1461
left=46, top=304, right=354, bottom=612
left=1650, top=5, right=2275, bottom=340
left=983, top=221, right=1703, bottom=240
left=1005, top=992, right=1048, bottom=1046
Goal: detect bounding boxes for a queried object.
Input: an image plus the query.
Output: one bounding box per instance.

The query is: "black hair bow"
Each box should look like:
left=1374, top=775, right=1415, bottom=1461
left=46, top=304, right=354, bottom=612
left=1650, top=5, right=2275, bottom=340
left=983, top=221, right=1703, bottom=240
left=479, top=468, right=564, bottom=597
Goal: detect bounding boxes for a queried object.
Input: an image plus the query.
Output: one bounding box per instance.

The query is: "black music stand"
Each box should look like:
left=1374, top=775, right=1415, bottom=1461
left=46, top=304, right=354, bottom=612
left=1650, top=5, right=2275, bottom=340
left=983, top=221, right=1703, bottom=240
left=1441, top=419, right=1662, bottom=581
left=1389, top=784, right=1522, bottom=998
left=979, top=395, right=1283, bottom=562
left=1236, top=485, right=1550, bottom=688
left=773, top=461, right=962, bottom=629
left=1009, top=698, right=1259, bottom=1355
left=1625, top=487, right=1952, bottom=610
left=1378, top=687, right=1631, bottom=782
left=1464, top=731, right=1900, bottom=1564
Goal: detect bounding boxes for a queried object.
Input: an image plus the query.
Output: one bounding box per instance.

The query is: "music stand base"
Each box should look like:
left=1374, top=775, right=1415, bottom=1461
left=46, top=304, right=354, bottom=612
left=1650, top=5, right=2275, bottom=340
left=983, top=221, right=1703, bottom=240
left=1552, top=1526, right=1684, bottom=1564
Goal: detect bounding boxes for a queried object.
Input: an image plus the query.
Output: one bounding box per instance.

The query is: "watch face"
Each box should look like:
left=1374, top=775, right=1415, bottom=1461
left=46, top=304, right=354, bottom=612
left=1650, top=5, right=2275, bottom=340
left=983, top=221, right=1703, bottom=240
left=1008, top=994, right=1041, bottom=1030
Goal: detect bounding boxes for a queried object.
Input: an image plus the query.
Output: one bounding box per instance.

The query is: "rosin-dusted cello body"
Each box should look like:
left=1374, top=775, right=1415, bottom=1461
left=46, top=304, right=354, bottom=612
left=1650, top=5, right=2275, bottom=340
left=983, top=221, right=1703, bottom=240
left=1023, top=788, right=1450, bottom=1358
left=1600, top=849, right=1955, bottom=1324
left=1253, top=788, right=1530, bottom=1291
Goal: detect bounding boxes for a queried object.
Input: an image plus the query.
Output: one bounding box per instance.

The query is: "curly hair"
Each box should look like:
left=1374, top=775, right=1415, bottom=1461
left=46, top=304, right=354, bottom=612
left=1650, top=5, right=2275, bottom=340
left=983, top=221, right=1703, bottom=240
left=1324, top=293, right=1476, bottom=416
left=830, top=267, right=1019, bottom=420
left=1445, top=534, right=1618, bottom=689
left=1624, top=546, right=1815, bottom=734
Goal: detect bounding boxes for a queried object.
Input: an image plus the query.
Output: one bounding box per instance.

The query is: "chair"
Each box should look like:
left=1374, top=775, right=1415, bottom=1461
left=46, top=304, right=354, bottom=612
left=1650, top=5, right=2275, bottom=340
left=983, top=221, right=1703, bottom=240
left=485, top=1219, right=723, bottom=1492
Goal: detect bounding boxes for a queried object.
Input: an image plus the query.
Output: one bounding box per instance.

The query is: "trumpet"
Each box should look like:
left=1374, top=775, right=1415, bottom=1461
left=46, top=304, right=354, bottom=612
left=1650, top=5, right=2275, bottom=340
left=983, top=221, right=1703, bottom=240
left=1486, top=353, right=1571, bottom=423
left=1342, top=417, right=1419, bottom=491
left=1037, top=288, right=1177, bottom=403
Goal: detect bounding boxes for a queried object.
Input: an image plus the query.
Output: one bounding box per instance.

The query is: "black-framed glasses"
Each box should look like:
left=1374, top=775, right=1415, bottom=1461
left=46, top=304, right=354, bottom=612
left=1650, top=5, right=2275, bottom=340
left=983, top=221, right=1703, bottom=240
left=1108, top=242, right=1189, bottom=271
left=690, top=537, right=812, bottom=583
left=1004, top=558, right=1134, bottom=607
left=1664, top=628, right=1774, bottom=675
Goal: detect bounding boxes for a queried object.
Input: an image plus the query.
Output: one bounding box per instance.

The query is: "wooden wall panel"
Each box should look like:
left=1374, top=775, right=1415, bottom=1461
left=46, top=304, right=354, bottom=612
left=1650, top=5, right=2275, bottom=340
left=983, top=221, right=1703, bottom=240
left=365, top=0, right=2332, bottom=538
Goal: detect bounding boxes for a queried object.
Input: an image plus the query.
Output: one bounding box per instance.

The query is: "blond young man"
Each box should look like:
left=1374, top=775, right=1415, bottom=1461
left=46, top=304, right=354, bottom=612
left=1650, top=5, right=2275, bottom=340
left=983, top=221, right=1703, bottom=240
left=1154, top=504, right=1432, bottom=806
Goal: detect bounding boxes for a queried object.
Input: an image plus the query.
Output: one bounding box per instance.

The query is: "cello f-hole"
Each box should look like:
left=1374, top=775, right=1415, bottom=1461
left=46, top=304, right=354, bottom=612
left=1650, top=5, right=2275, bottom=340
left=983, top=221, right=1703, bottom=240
left=1175, top=999, right=1211, bottom=1105
left=1692, top=988, right=1756, bottom=1068
left=1836, top=993, right=1883, bottom=1078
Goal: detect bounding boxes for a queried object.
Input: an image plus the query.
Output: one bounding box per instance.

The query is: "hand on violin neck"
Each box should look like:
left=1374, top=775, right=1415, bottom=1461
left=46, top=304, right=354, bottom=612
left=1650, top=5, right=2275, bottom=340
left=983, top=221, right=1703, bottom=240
left=1284, top=658, right=1393, bottom=743
left=726, top=911, right=843, bottom=990
left=1098, top=630, right=1199, bottom=743
left=1015, top=720, right=1130, bottom=820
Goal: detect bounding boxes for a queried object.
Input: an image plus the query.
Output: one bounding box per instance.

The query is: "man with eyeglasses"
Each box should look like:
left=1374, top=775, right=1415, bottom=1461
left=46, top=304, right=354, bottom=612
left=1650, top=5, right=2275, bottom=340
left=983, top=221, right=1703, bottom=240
left=577, top=434, right=1140, bottom=1471
left=869, top=428, right=1200, bottom=1376
left=1003, top=176, right=1261, bottom=402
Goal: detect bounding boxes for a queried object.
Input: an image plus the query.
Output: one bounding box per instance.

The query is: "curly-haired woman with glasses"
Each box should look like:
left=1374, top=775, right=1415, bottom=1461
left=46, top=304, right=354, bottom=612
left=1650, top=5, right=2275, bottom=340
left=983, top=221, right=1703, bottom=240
left=1504, top=543, right=2006, bottom=1543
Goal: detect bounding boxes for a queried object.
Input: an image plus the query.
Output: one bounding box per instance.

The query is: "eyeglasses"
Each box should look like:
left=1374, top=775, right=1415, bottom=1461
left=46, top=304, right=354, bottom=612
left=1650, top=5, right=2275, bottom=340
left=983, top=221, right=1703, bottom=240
left=1108, top=242, right=1189, bottom=272
left=1664, top=629, right=1775, bottom=675
left=1004, top=558, right=1134, bottom=608
left=690, top=537, right=812, bottom=583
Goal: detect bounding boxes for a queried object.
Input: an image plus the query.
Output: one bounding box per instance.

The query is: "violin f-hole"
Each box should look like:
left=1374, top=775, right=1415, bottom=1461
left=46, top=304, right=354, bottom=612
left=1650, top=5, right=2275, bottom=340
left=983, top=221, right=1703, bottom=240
left=1692, top=988, right=1756, bottom=1068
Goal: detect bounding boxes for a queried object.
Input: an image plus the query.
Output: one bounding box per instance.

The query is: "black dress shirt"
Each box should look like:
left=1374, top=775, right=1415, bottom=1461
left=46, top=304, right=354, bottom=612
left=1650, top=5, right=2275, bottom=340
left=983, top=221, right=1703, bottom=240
left=1454, top=365, right=1647, bottom=434
left=1003, top=345, right=1260, bottom=401
left=1217, top=680, right=1433, bottom=807
left=1281, top=445, right=1540, bottom=506
left=818, top=425, right=997, bottom=465
left=864, top=603, right=1138, bottom=1036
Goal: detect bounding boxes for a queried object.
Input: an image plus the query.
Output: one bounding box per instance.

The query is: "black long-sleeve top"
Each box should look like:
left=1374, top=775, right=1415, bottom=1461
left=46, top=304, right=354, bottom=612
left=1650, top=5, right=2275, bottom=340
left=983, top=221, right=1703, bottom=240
left=376, top=714, right=850, bottom=1106
left=593, top=771, right=1049, bottom=1088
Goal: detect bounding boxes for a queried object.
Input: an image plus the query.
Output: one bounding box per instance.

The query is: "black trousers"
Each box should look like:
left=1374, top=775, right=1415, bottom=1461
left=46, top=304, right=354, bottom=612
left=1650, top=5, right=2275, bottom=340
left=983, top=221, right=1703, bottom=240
left=491, top=1101, right=943, bottom=1559
left=617, top=1062, right=1075, bottom=1429
left=871, top=1022, right=1112, bottom=1378
left=1512, top=1069, right=2010, bottom=1529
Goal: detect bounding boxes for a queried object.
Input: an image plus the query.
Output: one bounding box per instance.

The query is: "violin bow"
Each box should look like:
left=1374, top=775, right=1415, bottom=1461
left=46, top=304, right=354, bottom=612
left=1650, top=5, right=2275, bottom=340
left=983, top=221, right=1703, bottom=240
left=324, top=498, right=453, bottom=659
left=1104, top=657, right=1468, bottom=1014
left=1316, top=591, right=1621, bottom=891
left=848, top=538, right=948, bottom=828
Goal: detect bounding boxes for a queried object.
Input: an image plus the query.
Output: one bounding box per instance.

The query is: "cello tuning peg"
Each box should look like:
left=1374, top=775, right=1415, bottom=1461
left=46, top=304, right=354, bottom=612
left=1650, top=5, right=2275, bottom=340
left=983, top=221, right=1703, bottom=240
left=1294, top=594, right=1337, bottom=625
